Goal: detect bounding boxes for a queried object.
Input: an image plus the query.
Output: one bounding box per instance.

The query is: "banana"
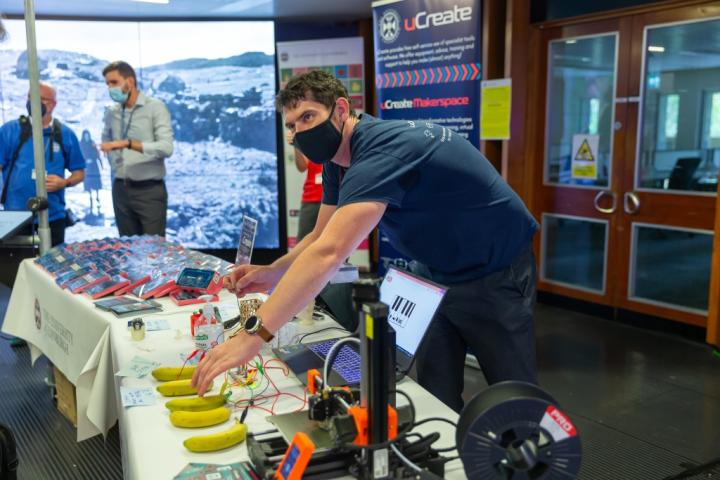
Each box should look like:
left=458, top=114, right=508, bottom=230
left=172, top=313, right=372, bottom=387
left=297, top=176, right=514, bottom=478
left=170, top=406, right=230, bottom=428
left=156, top=379, right=212, bottom=397
left=165, top=395, right=226, bottom=412
left=152, top=366, right=196, bottom=381
left=183, top=420, right=248, bottom=453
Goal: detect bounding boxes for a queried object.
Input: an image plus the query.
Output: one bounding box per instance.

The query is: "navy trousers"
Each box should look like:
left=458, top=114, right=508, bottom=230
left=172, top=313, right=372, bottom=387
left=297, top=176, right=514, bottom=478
left=415, top=244, right=538, bottom=412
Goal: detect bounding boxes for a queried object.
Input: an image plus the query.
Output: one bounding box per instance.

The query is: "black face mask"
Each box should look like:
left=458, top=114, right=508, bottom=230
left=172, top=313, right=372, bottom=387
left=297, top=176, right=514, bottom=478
left=26, top=100, right=47, bottom=118
left=293, top=103, right=343, bottom=165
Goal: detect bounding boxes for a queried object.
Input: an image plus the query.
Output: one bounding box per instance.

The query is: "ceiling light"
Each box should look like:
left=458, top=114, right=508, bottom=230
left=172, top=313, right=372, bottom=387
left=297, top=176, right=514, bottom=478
left=648, top=45, right=665, bottom=53
left=565, top=40, right=577, bottom=44
left=131, top=0, right=170, bottom=4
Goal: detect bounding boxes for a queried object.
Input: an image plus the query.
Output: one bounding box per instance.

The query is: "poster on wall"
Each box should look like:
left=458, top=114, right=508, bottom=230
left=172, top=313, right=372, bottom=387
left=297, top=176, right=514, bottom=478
left=372, top=0, right=482, bottom=274
left=0, top=20, right=278, bottom=250
left=276, top=37, right=369, bottom=268
left=480, top=78, right=511, bottom=140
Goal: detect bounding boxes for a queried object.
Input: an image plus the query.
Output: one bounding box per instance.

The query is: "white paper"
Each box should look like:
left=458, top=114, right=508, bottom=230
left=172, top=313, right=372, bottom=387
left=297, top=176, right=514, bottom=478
left=120, top=387, right=156, bottom=407
left=115, top=355, right=160, bottom=378
left=145, top=319, right=171, bottom=331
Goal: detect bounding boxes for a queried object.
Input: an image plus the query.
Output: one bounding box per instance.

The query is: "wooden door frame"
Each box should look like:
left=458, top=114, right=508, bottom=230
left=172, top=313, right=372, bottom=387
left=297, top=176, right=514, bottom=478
left=505, top=0, right=720, bottom=345
left=530, top=18, right=632, bottom=305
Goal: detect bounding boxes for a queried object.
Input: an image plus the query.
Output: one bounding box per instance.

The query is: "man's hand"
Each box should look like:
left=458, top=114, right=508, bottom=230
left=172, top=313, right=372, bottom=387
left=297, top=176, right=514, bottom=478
left=227, top=264, right=283, bottom=296
left=100, top=140, right=126, bottom=153
left=45, top=174, right=67, bottom=192
left=191, top=333, right=264, bottom=396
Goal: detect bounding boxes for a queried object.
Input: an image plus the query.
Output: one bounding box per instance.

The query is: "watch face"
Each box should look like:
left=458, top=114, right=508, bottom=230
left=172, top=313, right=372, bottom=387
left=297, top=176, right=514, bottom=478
left=244, top=315, right=258, bottom=332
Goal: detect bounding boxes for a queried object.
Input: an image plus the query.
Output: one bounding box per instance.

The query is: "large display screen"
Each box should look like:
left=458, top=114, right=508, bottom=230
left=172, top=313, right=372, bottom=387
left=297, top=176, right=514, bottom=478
left=0, top=20, right=279, bottom=249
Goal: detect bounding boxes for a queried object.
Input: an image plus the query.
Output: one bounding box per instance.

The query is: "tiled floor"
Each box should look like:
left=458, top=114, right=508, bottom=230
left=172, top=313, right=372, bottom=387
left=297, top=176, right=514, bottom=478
left=1, top=282, right=719, bottom=479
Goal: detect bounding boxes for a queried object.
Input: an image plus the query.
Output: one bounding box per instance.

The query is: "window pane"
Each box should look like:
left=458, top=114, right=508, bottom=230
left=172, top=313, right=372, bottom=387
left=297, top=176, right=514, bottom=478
left=638, top=19, right=720, bottom=193
left=630, top=225, right=713, bottom=312
left=541, top=215, right=607, bottom=293
left=545, top=35, right=616, bottom=187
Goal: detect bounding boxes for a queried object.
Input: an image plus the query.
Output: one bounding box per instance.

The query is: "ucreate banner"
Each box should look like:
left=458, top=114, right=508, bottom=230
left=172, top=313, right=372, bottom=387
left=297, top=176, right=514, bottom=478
left=276, top=37, right=369, bottom=268
left=372, top=0, right=481, bottom=274
left=372, top=0, right=481, bottom=146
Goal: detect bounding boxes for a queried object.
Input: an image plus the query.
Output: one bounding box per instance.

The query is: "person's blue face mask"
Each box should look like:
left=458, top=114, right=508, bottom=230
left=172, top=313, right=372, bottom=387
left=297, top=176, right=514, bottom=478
left=109, top=87, right=129, bottom=104
left=26, top=100, right=47, bottom=118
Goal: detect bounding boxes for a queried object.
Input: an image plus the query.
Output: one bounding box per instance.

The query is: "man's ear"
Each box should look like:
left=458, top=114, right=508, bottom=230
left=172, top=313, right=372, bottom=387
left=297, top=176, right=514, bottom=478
left=335, top=97, right=351, bottom=120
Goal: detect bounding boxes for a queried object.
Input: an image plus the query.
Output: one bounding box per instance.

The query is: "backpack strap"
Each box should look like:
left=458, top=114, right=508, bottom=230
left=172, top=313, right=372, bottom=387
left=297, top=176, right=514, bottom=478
left=51, top=118, right=67, bottom=161
left=1, top=116, right=33, bottom=205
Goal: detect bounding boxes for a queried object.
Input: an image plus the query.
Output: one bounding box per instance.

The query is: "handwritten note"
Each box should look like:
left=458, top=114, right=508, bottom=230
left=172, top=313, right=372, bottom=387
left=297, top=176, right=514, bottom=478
left=115, top=356, right=161, bottom=378
left=120, top=387, right=156, bottom=407
left=145, top=319, right=171, bottom=331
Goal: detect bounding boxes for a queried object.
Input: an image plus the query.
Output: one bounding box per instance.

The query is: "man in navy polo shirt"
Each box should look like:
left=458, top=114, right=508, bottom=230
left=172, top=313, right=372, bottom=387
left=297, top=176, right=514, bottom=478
left=193, top=71, right=539, bottom=412
left=0, top=82, right=85, bottom=246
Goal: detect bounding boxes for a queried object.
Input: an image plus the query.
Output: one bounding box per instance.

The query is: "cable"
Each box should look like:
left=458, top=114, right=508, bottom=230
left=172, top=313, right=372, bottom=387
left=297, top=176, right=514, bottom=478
left=390, top=443, right=423, bottom=473
left=297, top=327, right=350, bottom=344
left=412, top=417, right=457, bottom=429
left=323, top=337, right=361, bottom=387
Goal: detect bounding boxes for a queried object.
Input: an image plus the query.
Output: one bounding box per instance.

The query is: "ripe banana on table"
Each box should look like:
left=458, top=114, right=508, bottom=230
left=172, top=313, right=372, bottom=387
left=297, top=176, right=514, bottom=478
left=165, top=395, right=226, bottom=412
left=183, top=419, right=248, bottom=453
left=152, top=366, right=196, bottom=381
left=170, top=406, right=230, bottom=428
left=157, top=379, right=212, bottom=397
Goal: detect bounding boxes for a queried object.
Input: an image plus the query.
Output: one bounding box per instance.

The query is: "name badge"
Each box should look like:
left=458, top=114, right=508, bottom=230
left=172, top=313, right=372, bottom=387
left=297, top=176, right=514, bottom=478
left=315, top=173, right=322, bottom=185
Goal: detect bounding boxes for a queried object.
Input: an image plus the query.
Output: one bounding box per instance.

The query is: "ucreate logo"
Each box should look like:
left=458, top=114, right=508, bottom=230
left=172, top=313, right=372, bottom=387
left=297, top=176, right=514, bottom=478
left=379, top=9, right=401, bottom=44
left=380, top=5, right=473, bottom=44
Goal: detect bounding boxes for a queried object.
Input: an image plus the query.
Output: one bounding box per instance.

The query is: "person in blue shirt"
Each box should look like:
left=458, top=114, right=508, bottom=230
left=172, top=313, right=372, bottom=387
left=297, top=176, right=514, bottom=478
left=193, top=71, right=539, bottom=412
left=0, top=82, right=85, bottom=246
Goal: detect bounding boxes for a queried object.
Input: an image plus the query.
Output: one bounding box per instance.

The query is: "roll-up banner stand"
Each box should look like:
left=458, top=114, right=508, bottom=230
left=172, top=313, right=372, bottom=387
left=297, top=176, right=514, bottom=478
left=372, top=0, right=482, bottom=275
left=276, top=37, right=369, bottom=269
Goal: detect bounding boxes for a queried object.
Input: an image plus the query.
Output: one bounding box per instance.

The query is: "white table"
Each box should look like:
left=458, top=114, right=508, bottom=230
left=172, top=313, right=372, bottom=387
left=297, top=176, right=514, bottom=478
left=110, top=306, right=466, bottom=479
left=0, top=211, right=32, bottom=241
left=1, top=259, right=240, bottom=442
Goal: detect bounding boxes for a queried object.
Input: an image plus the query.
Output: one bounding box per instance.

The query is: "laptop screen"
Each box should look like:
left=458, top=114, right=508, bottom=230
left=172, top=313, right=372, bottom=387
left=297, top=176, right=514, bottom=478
left=379, top=267, right=447, bottom=359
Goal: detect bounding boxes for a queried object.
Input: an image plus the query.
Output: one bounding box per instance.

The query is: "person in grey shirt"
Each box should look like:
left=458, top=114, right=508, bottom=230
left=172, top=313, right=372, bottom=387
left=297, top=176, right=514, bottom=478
left=100, top=60, right=174, bottom=236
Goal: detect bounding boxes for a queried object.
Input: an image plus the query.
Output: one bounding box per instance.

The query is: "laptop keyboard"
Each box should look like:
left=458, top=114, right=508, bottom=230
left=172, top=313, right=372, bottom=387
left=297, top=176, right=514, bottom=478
left=307, top=340, right=362, bottom=384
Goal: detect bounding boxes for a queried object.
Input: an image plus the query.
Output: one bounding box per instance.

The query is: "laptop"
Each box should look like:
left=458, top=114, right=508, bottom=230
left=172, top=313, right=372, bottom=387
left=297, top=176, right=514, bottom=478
left=274, top=266, right=447, bottom=386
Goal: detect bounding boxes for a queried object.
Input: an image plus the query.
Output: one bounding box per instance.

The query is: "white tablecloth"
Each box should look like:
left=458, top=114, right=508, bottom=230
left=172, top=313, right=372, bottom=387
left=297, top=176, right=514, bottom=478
left=110, top=309, right=466, bottom=479
left=1, top=259, right=240, bottom=442
left=2, top=259, right=118, bottom=441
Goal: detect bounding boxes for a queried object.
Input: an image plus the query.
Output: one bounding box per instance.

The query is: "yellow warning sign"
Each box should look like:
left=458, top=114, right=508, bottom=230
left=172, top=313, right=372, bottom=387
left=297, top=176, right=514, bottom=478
left=575, top=140, right=594, bottom=162
left=571, top=134, right=599, bottom=180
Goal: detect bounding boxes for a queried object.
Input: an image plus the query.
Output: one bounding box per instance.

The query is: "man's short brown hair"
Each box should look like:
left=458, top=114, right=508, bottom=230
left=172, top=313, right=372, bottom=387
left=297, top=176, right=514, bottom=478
left=276, top=70, right=355, bottom=116
left=102, top=60, right=137, bottom=82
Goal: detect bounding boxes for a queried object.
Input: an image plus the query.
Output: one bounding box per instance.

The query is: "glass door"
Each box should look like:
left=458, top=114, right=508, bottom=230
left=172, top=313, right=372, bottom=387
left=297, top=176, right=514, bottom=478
left=616, top=7, right=719, bottom=326
left=535, top=5, right=718, bottom=328
left=535, top=18, right=632, bottom=306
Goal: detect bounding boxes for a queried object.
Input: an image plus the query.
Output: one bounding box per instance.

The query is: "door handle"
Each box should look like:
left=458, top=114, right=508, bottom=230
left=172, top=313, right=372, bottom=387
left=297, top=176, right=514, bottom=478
left=594, top=190, right=616, bottom=214
left=624, top=192, right=640, bottom=214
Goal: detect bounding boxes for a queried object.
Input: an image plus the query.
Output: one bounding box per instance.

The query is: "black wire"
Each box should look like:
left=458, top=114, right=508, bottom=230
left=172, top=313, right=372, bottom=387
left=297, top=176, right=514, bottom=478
left=442, top=456, right=459, bottom=463
left=412, top=417, right=457, bottom=429
left=297, top=327, right=350, bottom=344
left=434, top=445, right=458, bottom=453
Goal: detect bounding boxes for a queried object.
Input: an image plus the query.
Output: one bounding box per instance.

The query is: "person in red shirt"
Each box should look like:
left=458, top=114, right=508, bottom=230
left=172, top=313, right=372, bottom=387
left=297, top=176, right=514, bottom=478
left=287, top=131, right=322, bottom=242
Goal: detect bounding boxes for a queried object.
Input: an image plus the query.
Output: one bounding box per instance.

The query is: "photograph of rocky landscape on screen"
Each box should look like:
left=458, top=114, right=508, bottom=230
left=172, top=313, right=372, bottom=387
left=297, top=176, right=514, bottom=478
left=0, top=20, right=278, bottom=249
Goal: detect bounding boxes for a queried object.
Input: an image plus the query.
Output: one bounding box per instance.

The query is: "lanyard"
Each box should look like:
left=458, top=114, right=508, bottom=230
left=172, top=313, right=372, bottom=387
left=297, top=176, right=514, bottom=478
left=120, top=106, right=137, bottom=139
